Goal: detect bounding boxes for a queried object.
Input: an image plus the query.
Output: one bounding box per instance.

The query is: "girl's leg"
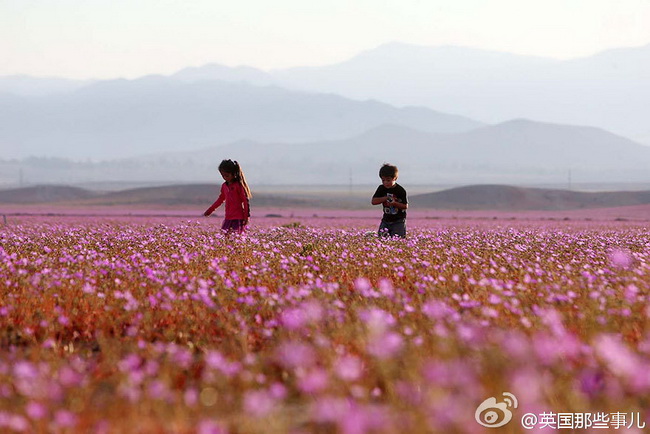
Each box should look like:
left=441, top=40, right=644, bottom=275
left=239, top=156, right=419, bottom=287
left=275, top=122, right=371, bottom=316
left=222, top=219, right=244, bottom=233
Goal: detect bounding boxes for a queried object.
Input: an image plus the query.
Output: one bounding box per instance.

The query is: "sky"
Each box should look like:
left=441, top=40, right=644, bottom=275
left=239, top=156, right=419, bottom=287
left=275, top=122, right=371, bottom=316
left=2, top=0, right=650, bottom=80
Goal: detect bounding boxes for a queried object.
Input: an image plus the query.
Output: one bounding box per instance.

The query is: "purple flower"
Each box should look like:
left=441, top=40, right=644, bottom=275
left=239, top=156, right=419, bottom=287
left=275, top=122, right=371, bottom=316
left=275, top=341, right=316, bottom=369
left=594, top=334, right=640, bottom=378
left=243, top=390, right=277, bottom=417
left=367, top=332, right=403, bottom=360
left=578, top=368, right=605, bottom=398
left=608, top=248, right=633, bottom=268
left=26, top=401, right=47, bottom=420
left=298, top=368, right=329, bottom=394
left=196, top=420, right=228, bottom=434
left=54, top=410, right=77, bottom=428
left=360, top=308, right=396, bottom=335
left=335, top=355, right=363, bottom=381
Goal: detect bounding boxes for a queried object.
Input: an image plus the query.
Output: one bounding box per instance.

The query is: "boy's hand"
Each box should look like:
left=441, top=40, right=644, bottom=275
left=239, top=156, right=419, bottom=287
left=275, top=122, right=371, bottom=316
left=243, top=218, right=249, bottom=226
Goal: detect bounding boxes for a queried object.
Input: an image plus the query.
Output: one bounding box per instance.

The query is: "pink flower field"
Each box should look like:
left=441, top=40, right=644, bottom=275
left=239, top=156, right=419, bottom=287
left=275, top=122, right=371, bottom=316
left=1, top=214, right=649, bottom=433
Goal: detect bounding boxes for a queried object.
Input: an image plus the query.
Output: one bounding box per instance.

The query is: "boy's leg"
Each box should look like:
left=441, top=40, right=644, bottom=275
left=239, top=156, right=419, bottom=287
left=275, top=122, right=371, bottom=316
left=378, top=221, right=390, bottom=237
left=392, top=220, right=406, bottom=238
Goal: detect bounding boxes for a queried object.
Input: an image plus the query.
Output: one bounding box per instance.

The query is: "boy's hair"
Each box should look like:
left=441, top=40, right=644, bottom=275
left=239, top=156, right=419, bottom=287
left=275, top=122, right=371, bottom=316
left=219, top=159, right=252, bottom=198
left=379, top=163, right=398, bottom=179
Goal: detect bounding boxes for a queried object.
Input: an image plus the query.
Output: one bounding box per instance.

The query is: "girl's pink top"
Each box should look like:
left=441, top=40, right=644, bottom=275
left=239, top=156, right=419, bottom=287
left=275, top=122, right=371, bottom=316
left=206, top=181, right=250, bottom=220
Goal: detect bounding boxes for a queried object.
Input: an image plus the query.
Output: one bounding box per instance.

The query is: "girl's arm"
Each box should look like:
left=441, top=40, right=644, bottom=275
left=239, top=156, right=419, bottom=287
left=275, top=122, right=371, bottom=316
left=204, top=186, right=226, bottom=216
left=371, top=196, right=388, bottom=205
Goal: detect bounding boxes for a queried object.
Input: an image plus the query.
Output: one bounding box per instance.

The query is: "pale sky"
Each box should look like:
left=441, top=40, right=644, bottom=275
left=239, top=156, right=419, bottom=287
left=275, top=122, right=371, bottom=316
left=2, top=0, right=650, bottom=79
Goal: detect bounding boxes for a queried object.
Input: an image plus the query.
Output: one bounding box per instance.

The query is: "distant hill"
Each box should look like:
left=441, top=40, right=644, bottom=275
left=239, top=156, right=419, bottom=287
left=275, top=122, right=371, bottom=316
left=86, top=184, right=308, bottom=207
left=0, top=185, right=98, bottom=203
left=0, top=76, right=482, bottom=160
left=3, top=183, right=650, bottom=211
left=0, top=184, right=310, bottom=207
left=410, top=185, right=650, bottom=210
left=444, top=119, right=650, bottom=168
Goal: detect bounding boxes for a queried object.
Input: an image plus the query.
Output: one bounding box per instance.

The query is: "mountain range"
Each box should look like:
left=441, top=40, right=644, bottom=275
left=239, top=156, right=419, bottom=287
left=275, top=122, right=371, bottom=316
left=0, top=76, right=480, bottom=160
left=2, top=42, right=650, bottom=139
left=148, top=42, right=650, bottom=142
left=3, top=119, right=650, bottom=186
left=2, top=41, right=650, bottom=187
left=269, top=42, right=650, bottom=141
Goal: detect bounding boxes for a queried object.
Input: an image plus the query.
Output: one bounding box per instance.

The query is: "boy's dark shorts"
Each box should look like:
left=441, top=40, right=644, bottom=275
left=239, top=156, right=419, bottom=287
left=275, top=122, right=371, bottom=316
left=378, top=219, right=406, bottom=238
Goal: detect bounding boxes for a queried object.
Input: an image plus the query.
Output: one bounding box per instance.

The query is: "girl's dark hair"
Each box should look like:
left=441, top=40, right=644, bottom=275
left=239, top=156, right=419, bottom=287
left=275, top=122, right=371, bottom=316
left=219, top=159, right=252, bottom=198
left=379, top=163, right=398, bottom=178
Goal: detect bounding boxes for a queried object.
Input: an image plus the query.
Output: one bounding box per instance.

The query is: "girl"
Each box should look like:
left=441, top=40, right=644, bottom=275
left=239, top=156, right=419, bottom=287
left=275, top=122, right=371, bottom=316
left=203, top=159, right=252, bottom=233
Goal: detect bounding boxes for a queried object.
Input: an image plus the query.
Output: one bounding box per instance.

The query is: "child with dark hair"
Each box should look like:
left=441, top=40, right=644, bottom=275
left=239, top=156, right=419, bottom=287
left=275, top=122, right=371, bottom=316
left=371, top=163, right=408, bottom=238
left=204, top=159, right=252, bottom=233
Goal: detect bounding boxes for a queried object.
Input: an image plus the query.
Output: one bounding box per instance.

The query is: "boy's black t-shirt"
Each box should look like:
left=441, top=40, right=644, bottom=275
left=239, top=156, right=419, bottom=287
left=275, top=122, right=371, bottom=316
left=373, top=183, right=408, bottom=222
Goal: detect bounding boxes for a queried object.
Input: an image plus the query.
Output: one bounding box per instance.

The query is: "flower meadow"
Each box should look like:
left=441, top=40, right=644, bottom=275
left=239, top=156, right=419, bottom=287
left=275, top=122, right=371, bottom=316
left=1, top=215, right=650, bottom=433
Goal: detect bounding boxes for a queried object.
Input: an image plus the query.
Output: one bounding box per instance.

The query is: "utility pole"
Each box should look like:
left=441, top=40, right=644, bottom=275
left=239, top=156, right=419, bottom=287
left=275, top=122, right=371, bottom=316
left=349, top=167, right=353, bottom=195
left=568, top=168, right=572, bottom=191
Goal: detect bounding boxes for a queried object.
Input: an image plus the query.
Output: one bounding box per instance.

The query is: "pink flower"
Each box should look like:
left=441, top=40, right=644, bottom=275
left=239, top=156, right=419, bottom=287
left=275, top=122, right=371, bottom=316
left=54, top=410, right=77, bottom=428
left=275, top=341, right=316, bottom=369
left=354, top=277, right=371, bottom=291
left=13, top=361, right=38, bottom=380
left=594, top=334, right=641, bottom=379
left=26, top=401, right=47, bottom=420
left=422, top=300, right=456, bottom=321
left=608, top=248, right=633, bottom=268
left=578, top=368, right=606, bottom=398
left=118, top=354, right=142, bottom=372
left=367, top=332, right=403, bottom=360
left=313, top=397, right=350, bottom=422
left=196, top=419, right=228, bottom=434
left=184, top=388, right=199, bottom=407
left=269, top=383, right=287, bottom=399
left=359, top=308, right=396, bottom=335
left=243, top=390, right=277, bottom=417
left=335, top=355, right=363, bottom=382
left=58, top=366, right=82, bottom=387
left=280, top=308, right=307, bottom=330
left=298, top=368, right=329, bottom=394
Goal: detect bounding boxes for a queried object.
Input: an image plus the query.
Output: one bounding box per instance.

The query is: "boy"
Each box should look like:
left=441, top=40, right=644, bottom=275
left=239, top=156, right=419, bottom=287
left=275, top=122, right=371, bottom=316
left=371, top=163, right=408, bottom=238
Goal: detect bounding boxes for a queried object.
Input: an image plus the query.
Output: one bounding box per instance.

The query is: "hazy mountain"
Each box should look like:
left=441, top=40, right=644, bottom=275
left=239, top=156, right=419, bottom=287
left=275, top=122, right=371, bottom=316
left=5, top=120, right=649, bottom=186
left=0, top=183, right=309, bottom=208
left=5, top=41, right=650, bottom=142
left=0, top=185, right=98, bottom=203
left=410, top=184, right=650, bottom=210
left=270, top=42, right=650, bottom=139
left=172, top=64, right=274, bottom=86
left=0, top=76, right=482, bottom=160
left=633, top=133, right=650, bottom=147
left=444, top=119, right=650, bottom=168
left=231, top=120, right=650, bottom=184
left=0, top=74, right=93, bottom=96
